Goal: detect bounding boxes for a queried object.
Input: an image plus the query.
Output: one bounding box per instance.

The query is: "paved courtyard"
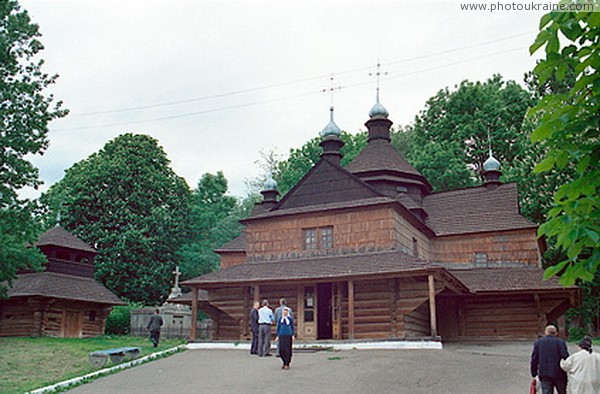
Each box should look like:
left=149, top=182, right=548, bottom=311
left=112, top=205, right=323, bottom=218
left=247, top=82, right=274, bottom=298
left=67, top=341, right=553, bottom=393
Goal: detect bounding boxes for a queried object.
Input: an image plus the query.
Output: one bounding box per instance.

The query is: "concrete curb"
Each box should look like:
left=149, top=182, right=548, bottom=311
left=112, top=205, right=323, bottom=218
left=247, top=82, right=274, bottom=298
left=28, top=345, right=186, bottom=394
left=185, top=340, right=442, bottom=351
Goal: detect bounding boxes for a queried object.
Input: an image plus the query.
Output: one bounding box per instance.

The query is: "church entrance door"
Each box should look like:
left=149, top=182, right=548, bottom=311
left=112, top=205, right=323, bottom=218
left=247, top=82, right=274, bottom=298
left=317, top=282, right=341, bottom=340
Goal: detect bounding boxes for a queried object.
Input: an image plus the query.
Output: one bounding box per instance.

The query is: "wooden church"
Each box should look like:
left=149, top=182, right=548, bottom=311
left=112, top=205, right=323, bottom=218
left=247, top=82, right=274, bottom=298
left=181, top=97, right=580, bottom=342
left=0, top=226, right=123, bottom=338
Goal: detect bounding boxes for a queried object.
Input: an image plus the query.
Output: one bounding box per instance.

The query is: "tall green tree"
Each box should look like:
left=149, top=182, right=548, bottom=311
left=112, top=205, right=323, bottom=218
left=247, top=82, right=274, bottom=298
left=528, top=4, right=600, bottom=286
left=177, top=171, right=246, bottom=279
left=406, top=75, right=535, bottom=192
left=41, top=134, right=192, bottom=304
left=0, top=0, right=67, bottom=296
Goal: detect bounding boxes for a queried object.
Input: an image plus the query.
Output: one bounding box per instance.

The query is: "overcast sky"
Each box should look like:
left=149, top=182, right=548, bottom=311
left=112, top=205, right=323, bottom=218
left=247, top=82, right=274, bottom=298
left=19, top=0, right=547, bottom=199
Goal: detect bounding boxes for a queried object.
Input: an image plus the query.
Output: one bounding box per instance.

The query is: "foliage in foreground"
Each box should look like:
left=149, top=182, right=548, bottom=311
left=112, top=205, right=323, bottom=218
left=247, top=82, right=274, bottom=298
left=529, top=5, right=600, bottom=286
left=0, top=336, right=185, bottom=394
left=0, top=0, right=67, bottom=296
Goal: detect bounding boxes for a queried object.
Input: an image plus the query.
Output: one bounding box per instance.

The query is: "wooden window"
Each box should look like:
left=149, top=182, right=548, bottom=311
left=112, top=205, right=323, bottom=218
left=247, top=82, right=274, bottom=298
left=304, top=229, right=317, bottom=250
left=304, top=226, right=333, bottom=250
left=304, top=286, right=315, bottom=322
left=412, top=237, right=419, bottom=258
left=320, top=227, right=333, bottom=250
left=475, top=252, right=488, bottom=267
left=88, top=310, right=97, bottom=321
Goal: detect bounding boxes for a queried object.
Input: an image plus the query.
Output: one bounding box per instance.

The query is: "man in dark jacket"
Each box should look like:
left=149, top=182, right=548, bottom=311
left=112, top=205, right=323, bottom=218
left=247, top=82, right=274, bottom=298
left=531, top=325, right=569, bottom=394
left=249, top=301, right=260, bottom=355
left=147, top=309, right=163, bottom=348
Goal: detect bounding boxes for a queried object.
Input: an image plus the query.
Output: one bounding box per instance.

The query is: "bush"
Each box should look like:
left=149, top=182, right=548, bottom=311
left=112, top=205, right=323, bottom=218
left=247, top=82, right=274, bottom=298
left=568, top=326, right=587, bottom=342
left=105, top=306, right=132, bottom=335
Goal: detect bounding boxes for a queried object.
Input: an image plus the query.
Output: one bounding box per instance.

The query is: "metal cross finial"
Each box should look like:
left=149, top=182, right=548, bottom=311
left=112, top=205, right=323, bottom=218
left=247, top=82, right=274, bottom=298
left=369, top=60, right=388, bottom=102
left=322, top=74, right=342, bottom=109
left=172, top=266, right=181, bottom=288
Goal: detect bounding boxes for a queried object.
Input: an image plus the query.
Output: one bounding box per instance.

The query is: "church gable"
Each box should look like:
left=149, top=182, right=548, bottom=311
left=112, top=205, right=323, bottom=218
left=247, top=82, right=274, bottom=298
left=274, top=158, right=382, bottom=211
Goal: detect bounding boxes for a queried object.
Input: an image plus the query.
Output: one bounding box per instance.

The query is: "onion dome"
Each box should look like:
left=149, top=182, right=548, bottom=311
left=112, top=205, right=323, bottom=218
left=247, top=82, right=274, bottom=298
left=483, top=153, right=501, bottom=172
left=321, top=107, right=341, bottom=137
left=263, top=176, right=278, bottom=191
left=368, top=98, right=389, bottom=119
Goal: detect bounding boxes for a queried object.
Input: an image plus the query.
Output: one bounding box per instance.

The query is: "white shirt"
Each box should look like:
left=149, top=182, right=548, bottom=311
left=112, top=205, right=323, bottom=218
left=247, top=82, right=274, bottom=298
left=257, top=306, right=273, bottom=324
left=560, top=349, right=600, bottom=394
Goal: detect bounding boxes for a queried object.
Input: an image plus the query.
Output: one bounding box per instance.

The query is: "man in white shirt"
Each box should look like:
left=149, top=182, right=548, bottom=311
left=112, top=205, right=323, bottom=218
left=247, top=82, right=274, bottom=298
left=257, top=299, right=274, bottom=357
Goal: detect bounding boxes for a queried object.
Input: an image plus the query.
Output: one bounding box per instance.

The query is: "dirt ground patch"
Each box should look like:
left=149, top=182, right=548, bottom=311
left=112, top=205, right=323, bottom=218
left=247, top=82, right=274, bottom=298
left=67, top=341, right=567, bottom=393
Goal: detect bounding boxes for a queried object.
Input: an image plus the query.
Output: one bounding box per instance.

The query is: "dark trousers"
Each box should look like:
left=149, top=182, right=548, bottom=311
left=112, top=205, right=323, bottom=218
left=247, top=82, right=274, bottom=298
left=149, top=330, right=161, bottom=347
left=258, top=324, right=271, bottom=356
left=540, top=378, right=567, bottom=394
left=279, top=335, right=292, bottom=366
left=250, top=330, right=259, bottom=354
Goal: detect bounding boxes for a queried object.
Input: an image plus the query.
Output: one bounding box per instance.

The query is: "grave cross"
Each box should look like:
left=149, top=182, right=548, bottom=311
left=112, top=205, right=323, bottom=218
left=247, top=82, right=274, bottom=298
left=172, top=266, right=181, bottom=289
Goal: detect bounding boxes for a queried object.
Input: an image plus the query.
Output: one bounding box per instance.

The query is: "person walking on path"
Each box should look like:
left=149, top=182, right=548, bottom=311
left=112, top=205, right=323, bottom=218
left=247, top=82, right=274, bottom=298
left=276, top=307, right=294, bottom=370
left=560, top=336, right=600, bottom=394
left=147, top=309, right=163, bottom=348
left=531, top=325, right=569, bottom=394
left=274, top=298, right=293, bottom=357
left=249, top=300, right=260, bottom=355
left=257, top=299, right=274, bottom=357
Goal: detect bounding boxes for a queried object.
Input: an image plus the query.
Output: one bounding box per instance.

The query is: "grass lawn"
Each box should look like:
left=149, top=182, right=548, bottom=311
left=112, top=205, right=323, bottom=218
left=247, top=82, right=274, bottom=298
left=0, top=335, right=186, bottom=394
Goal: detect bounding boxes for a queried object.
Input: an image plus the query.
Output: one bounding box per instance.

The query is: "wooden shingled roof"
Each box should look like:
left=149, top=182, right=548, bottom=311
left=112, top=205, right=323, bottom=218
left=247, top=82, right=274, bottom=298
left=182, top=249, right=467, bottom=290
left=273, top=158, right=382, bottom=211
left=423, top=183, right=537, bottom=236
left=214, top=233, right=247, bottom=253
left=449, top=267, right=578, bottom=294
left=7, top=272, right=124, bottom=305
left=35, top=226, right=97, bottom=253
left=346, top=139, right=423, bottom=178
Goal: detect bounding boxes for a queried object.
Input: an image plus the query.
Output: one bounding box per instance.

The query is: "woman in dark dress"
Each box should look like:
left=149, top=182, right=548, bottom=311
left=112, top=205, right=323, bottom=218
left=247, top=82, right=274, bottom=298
left=276, top=307, right=294, bottom=369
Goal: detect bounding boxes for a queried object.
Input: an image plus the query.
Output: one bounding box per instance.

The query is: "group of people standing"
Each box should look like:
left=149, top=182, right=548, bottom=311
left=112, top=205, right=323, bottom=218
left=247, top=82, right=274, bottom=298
left=531, top=325, right=600, bottom=393
left=249, top=298, right=295, bottom=369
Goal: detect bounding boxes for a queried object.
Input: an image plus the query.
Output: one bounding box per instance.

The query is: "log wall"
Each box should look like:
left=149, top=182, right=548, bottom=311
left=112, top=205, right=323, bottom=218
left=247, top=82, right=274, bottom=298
left=404, top=303, right=431, bottom=337
left=256, top=285, right=298, bottom=338
left=463, top=295, right=539, bottom=339
left=351, top=279, right=391, bottom=339
left=431, top=229, right=541, bottom=266
left=0, top=298, right=111, bottom=338
left=340, top=277, right=433, bottom=340
left=208, top=287, right=247, bottom=340
left=394, top=277, right=433, bottom=338
left=209, top=285, right=299, bottom=340
left=0, top=300, right=34, bottom=337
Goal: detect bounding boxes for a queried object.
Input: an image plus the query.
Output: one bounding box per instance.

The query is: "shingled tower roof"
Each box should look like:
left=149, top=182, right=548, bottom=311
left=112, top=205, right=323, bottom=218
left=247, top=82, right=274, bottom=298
left=346, top=100, right=432, bottom=206
left=35, top=226, right=97, bottom=254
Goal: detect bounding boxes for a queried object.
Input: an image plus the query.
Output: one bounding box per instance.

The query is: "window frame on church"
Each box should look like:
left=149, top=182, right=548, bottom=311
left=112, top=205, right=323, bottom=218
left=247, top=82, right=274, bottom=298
left=304, top=228, right=317, bottom=250
left=475, top=252, right=488, bottom=267
left=320, top=227, right=333, bottom=250
left=303, top=226, right=334, bottom=251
